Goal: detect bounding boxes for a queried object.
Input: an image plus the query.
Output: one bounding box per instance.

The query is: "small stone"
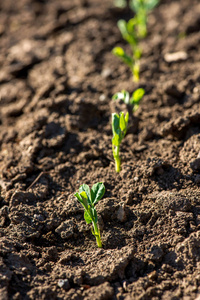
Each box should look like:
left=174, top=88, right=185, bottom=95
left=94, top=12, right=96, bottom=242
left=57, top=279, right=70, bottom=290
left=193, top=87, right=199, bottom=94
left=126, top=191, right=134, bottom=205
left=99, top=94, right=106, bottom=101
left=33, top=214, right=44, bottom=221
left=55, top=220, right=74, bottom=239
left=117, top=204, right=127, bottom=222
left=148, top=270, right=157, bottom=280
left=101, top=68, right=111, bottom=78
left=164, top=51, right=188, bottom=63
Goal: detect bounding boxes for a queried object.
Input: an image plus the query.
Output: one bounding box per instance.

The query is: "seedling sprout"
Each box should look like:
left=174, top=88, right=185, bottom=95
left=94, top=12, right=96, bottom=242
left=112, top=88, right=145, bottom=112
left=112, top=112, right=129, bottom=173
left=113, top=0, right=159, bottom=81
left=112, top=18, right=141, bottom=82
left=74, top=182, right=105, bottom=248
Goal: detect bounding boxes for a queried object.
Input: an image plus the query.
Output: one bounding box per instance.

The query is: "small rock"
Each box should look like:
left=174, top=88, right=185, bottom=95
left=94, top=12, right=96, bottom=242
left=101, top=68, right=112, bottom=78
left=148, top=270, right=157, bottom=280
left=125, top=191, right=134, bottom=205
left=55, top=220, right=74, bottom=239
left=117, top=204, right=127, bottom=222
left=57, top=279, right=70, bottom=290
left=164, top=51, right=188, bottom=63
left=99, top=94, right=106, bottom=101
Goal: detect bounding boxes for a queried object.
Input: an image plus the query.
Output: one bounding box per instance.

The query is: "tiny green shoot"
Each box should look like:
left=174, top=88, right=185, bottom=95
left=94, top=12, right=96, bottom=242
left=112, top=0, right=159, bottom=81
left=112, top=18, right=141, bottom=82
left=74, top=182, right=105, bottom=248
left=129, top=0, right=159, bottom=38
left=112, top=88, right=145, bottom=112
left=112, top=112, right=129, bottom=173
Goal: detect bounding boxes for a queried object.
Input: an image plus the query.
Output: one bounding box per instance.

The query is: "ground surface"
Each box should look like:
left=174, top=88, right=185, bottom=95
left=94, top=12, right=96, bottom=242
left=0, top=0, right=200, bottom=299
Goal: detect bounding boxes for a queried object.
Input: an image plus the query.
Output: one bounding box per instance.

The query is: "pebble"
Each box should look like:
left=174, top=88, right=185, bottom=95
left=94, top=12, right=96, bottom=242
left=164, top=51, right=188, bottom=63
left=99, top=94, right=106, bottom=101
left=57, top=279, right=70, bottom=290
left=117, top=204, right=127, bottom=222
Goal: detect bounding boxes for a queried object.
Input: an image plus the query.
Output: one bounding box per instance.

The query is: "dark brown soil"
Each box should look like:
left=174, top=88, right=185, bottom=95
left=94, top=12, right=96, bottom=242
left=0, top=0, right=200, bottom=299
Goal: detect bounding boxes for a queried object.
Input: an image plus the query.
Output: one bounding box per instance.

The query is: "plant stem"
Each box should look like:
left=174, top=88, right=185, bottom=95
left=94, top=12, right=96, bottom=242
left=115, top=156, right=121, bottom=173
left=113, top=145, right=121, bottom=173
left=93, top=221, right=102, bottom=248
left=133, top=63, right=140, bottom=82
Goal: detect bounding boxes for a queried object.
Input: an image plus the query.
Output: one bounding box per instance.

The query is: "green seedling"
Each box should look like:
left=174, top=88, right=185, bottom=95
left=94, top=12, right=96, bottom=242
left=112, top=18, right=141, bottom=82
left=130, top=0, right=159, bottom=38
left=112, top=88, right=145, bottom=112
left=74, top=182, right=105, bottom=248
left=112, top=0, right=159, bottom=81
left=112, top=112, right=129, bottom=173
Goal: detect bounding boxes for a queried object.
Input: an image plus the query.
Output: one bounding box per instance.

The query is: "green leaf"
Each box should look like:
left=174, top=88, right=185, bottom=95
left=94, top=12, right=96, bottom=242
left=119, top=112, right=126, bottom=132
left=112, top=113, right=120, bottom=135
left=129, top=0, right=141, bottom=12
left=127, top=18, right=137, bottom=35
left=145, top=0, right=159, bottom=11
left=125, top=112, right=129, bottom=126
left=117, top=19, right=128, bottom=39
left=74, top=191, right=88, bottom=210
left=118, top=19, right=137, bottom=46
left=84, top=210, right=92, bottom=224
left=123, top=90, right=130, bottom=104
left=112, top=90, right=130, bottom=105
left=74, top=192, right=83, bottom=204
left=91, top=182, right=105, bottom=204
left=112, top=46, right=125, bottom=57
left=112, top=92, right=122, bottom=101
left=130, top=0, right=159, bottom=14
left=79, top=184, right=91, bottom=205
left=131, top=88, right=145, bottom=104
left=112, top=47, right=133, bottom=68
left=80, top=191, right=89, bottom=208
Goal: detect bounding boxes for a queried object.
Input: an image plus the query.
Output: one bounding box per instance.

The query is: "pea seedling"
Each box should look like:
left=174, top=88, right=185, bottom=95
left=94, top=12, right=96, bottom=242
left=130, top=0, right=159, bottom=38
left=74, top=182, right=105, bottom=248
left=112, top=0, right=159, bottom=81
left=112, top=18, right=141, bottom=82
left=112, top=88, right=145, bottom=112
left=112, top=112, right=129, bottom=173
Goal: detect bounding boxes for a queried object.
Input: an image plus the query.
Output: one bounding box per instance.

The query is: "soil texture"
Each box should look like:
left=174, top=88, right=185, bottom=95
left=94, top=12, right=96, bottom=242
left=0, top=0, right=200, bottom=299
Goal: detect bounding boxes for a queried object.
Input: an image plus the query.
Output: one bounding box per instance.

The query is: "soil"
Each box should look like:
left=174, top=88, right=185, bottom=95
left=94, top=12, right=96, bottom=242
left=0, top=0, right=200, bottom=299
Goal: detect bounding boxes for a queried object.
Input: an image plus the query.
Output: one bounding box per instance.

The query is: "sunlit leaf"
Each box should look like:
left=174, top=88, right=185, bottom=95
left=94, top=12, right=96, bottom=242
left=91, top=182, right=105, bottom=204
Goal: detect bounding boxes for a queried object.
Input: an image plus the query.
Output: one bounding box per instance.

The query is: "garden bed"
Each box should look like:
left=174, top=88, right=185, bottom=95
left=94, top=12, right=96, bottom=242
left=0, top=0, right=200, bottom=299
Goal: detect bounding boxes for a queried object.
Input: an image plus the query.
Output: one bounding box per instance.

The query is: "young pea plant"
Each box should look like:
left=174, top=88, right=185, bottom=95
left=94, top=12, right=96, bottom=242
left=130, top=0, right=159, bottom=38
left=112, top=88, right=145, bottom=112
left=112, top=0, right=159, bottom=81
left=74, top=182, right=105, bottom=248
left=112, top=112, right=129, bottom=173
left=112, top=18, right=141, bottom=82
